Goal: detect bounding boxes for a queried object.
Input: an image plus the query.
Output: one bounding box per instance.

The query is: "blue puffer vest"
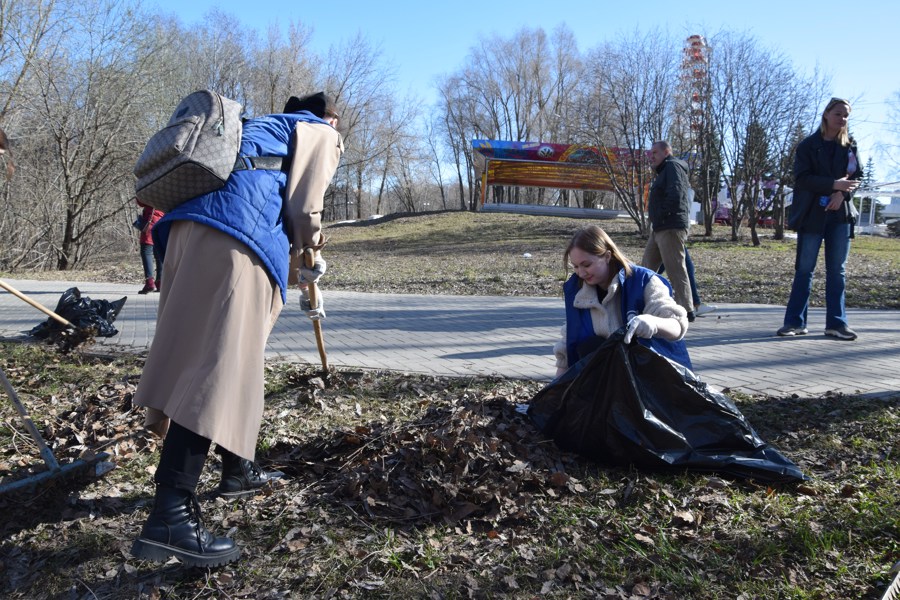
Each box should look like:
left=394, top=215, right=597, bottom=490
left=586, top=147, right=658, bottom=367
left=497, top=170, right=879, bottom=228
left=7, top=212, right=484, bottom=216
left=152, top=111, right=330, bottom=303
left=564, top=266, right=692, bottom=369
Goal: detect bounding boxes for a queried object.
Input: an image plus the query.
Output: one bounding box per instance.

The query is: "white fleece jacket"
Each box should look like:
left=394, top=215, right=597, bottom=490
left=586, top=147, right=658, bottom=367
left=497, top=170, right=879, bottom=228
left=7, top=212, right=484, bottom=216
left=552, top=274, right=689, bottom=369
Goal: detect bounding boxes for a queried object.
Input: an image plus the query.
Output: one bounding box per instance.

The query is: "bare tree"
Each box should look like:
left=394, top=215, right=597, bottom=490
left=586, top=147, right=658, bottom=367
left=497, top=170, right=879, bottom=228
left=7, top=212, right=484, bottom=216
left=187, top=10, right=253, bottom=105
left=388, top=133, right=419, bottom=213
left=319, top=32, right=398, bottom=220
left=246, top=20, right=315, bottom=116
left=880, top=88, right=900, bottom=179
left=436, top=74, right=479, bottom=210
left=706, top=31, right=815, bottom=245
left=0, top=0, right=58, bottom=120
left=369, top=98, right=419, bottom=217
left=9, top=0, right=177, bottom=269
left=436, top=25, right=581, bottom=210
left=424, top=113, right=447, bottom=209
left=734, top=120, right=774, bottom=245
left=692, top=119, right=723, bottom=236
left=0, top=0, right=60, bottom=267
left=545, top=25, right=582, bottom=143
left=577, top=28, right=679, bottom=233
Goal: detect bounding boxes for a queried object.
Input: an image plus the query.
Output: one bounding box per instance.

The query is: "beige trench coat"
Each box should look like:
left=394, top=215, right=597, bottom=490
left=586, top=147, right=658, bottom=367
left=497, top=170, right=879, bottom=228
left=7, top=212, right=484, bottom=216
left=134, top=120, right=343, bottom=460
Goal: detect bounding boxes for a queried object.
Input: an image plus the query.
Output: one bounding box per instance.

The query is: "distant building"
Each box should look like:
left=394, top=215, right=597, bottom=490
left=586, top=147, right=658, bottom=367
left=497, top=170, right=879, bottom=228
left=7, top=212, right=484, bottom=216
left=883, top=197, right=900, bottom=222
left=710, top=182, right=791, bottom=226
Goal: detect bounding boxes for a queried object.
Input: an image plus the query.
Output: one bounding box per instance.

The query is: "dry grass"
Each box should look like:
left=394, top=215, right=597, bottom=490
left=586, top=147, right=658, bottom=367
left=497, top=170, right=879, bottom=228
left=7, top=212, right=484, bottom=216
left=11, top=211, right=899, bottom=308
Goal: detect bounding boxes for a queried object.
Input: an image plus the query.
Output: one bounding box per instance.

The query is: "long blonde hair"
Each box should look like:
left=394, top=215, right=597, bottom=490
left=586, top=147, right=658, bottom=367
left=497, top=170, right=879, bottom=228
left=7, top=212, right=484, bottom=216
left=563, top=225, right=633, bottom=284
left=819, top=97, right=852, bottom=147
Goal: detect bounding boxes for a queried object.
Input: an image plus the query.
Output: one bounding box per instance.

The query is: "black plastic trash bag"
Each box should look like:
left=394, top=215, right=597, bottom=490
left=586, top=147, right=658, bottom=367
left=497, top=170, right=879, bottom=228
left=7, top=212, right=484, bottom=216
left=30, top=287, right=127, bottom=339
left=528, top=330, right=807, bottom=484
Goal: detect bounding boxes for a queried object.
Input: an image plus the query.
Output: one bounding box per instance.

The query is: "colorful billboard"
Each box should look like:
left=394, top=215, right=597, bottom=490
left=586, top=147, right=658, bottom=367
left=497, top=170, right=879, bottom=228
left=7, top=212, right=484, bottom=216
left=472, top=139, right=646, bottom=193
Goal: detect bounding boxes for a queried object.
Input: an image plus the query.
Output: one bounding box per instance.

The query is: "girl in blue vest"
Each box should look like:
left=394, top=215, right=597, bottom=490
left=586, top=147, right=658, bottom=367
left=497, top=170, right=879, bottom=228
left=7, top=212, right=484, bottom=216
left=553, top=225, right=691, bottom=378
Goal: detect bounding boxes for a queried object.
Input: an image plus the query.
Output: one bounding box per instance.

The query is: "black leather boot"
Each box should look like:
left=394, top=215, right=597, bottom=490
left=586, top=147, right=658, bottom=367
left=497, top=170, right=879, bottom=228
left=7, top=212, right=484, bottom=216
left=218, top=449, right=284, bottom=498
left=131, top=484, right=241, bottom=567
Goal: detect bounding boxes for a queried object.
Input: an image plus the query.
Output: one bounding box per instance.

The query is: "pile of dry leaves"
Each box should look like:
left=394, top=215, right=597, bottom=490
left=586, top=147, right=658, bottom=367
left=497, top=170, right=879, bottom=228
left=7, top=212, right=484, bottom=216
left=272, top=391, right=585, bottom=526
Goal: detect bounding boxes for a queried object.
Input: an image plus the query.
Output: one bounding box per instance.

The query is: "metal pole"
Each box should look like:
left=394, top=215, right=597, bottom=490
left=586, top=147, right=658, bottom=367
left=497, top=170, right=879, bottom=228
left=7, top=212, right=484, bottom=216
left=0, top=366, right=60, bottom=471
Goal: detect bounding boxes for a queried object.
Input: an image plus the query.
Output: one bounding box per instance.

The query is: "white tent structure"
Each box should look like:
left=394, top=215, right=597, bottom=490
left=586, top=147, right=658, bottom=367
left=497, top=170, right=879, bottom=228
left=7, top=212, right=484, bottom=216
left=712, top=182, right=793, bottom=209
left=879, top=197, right=900, bottom=221
left=705, top=182, right=792, bottom=225
left=856, top=181, right=900, bottom=233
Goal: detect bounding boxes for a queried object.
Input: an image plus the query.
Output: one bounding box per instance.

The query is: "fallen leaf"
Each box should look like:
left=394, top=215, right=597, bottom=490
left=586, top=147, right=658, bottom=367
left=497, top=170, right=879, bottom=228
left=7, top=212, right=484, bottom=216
left=549, top=471, right=569, bottom=486
left=506, top=460, right=528, bottom=473
left=797, top=484, right=818, bottom=496
left=632, top=581, right=652, bottom=596
left=672, top=510, right=695, bottom=526
left=705, top=476, right=729, bottom=489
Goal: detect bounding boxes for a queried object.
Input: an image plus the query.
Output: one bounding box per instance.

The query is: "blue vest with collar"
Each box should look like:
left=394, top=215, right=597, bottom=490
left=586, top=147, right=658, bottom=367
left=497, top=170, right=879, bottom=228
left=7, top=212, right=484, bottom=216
left=564, top=266, right=692, bottom=369
left=152, top=111, right=330, bottom=303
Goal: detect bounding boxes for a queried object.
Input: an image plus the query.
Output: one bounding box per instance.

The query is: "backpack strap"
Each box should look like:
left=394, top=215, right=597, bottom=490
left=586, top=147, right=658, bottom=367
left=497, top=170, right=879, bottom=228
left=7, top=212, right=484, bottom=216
left=232, top=155, right=286, bottom=172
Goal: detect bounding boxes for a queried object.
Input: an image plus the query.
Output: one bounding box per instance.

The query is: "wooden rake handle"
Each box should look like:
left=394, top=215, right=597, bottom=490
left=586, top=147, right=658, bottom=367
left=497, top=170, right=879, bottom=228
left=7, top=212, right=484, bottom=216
left=302, top=249, right=329, bottom=371
left=0, top=279, right=74, bottom=328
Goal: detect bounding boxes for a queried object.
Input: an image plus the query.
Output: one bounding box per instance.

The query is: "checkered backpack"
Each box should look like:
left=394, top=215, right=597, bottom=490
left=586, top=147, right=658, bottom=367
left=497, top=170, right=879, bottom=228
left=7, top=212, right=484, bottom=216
left=133, top=90, right=243, bottom=212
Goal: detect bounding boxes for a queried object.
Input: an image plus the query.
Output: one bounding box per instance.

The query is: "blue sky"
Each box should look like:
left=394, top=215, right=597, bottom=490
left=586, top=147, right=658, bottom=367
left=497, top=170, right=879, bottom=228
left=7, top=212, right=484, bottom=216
left=150, top=0, right=899, bottom=180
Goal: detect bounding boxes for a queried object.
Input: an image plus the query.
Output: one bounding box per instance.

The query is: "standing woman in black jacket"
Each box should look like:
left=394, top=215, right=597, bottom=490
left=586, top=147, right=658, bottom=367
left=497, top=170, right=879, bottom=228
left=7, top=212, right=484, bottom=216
left=778, top=97, right=862, bottom=340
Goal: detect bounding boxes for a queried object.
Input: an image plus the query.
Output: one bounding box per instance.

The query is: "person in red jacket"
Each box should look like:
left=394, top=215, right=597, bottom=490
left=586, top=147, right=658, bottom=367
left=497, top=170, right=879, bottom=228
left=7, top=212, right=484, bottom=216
left=136, top=198, right=164, bottom=293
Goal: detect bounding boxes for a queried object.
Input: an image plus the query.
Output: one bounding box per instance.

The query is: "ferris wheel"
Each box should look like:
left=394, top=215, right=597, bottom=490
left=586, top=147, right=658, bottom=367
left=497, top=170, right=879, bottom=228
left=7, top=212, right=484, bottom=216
left=681, top=35, right=710, bottom=140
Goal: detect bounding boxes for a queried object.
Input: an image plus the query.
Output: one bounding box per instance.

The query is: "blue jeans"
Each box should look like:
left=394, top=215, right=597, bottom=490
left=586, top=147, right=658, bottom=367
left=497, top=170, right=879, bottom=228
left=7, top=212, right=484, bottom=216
left=140, top=243, right=161, bottom=280
left=783, top=216, right=851, bottom=330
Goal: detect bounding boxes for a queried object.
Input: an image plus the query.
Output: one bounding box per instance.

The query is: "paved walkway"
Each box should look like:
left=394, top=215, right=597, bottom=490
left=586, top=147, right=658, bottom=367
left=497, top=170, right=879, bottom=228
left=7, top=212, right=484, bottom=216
left=1, top=278, right=898, bottom=398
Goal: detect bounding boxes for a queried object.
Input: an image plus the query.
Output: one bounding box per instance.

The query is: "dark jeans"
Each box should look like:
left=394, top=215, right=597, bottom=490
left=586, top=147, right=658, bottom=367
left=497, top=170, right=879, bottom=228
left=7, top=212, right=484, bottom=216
left=783, top=216, right=851, bottom=330
left=140, top=243, right=161, bottom=280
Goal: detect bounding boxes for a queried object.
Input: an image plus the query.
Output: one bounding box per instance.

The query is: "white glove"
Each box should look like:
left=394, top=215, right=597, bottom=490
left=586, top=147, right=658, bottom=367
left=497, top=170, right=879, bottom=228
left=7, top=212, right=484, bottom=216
left=624, top=315, right=658, bottom=344
left=300, top=287, right=326, bottom=320
left=299, top=256, right=326, bottom=284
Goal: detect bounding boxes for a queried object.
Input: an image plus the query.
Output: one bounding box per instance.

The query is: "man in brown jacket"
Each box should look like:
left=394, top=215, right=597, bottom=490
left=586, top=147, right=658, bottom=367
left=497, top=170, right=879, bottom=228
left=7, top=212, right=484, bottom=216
left=130, top=92, right=343, bottom=567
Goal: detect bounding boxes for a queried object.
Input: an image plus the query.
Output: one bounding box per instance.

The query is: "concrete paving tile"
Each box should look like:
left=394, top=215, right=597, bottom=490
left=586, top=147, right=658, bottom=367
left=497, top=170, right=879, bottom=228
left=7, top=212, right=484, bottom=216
left=1, top=279, right=898, bottom=399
